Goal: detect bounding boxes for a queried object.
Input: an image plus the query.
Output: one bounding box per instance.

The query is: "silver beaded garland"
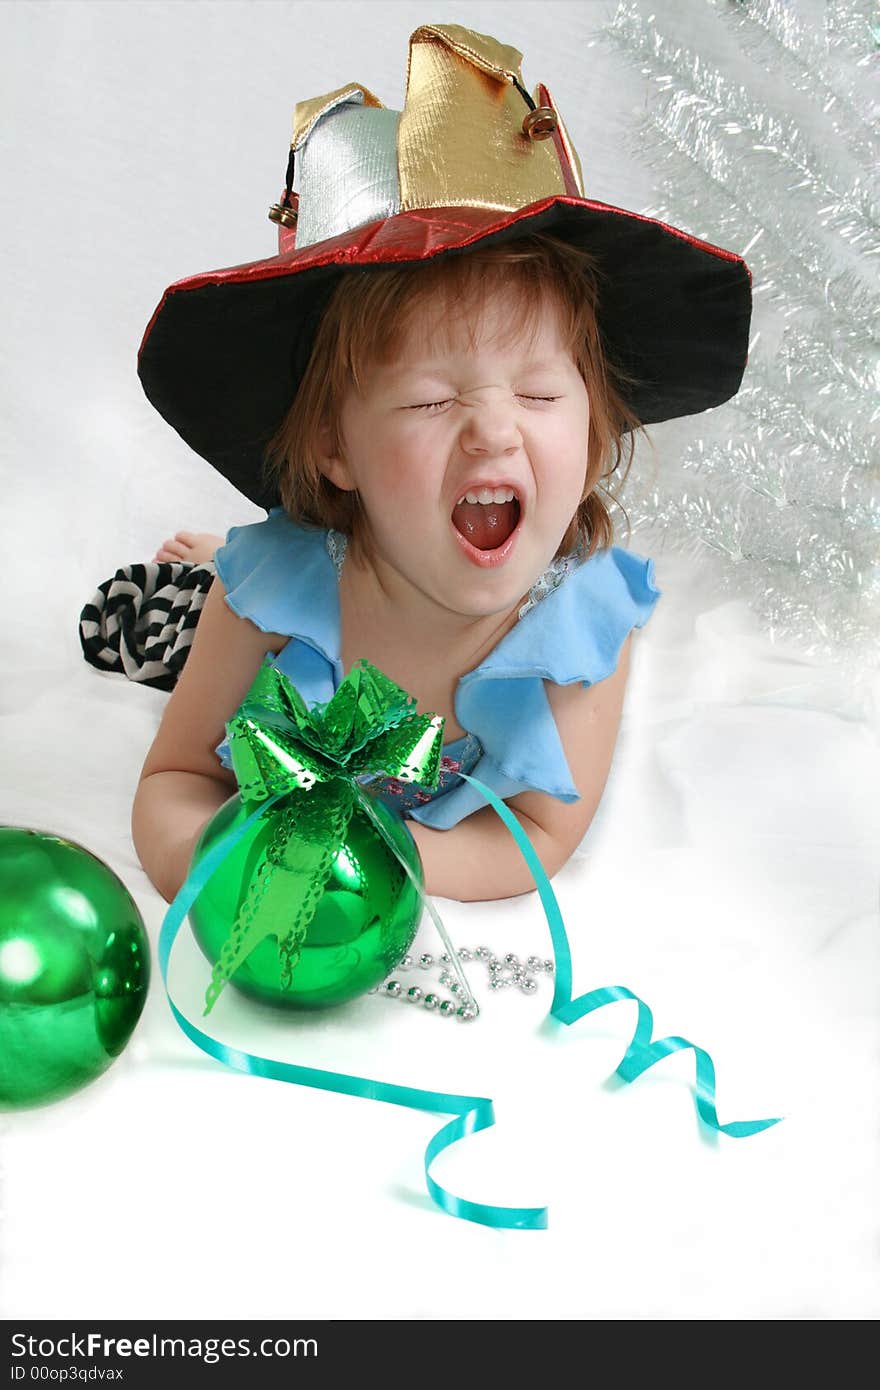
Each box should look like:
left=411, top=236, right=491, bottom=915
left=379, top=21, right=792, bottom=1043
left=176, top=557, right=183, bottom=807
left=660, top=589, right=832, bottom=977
left=372, top=946, right=554, bottom=1021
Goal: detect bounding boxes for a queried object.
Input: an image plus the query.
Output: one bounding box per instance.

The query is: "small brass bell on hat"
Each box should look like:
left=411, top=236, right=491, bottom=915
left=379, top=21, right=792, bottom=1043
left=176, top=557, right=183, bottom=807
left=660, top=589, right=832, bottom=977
left=522, top=106, right=557, bottom=141
left=269, top=194, right=299, bottom=228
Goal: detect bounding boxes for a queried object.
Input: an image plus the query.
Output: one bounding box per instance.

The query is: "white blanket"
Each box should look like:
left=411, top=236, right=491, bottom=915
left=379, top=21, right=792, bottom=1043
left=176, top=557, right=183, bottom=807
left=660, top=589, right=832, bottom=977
left=4, top=532, right=877, bottom=1318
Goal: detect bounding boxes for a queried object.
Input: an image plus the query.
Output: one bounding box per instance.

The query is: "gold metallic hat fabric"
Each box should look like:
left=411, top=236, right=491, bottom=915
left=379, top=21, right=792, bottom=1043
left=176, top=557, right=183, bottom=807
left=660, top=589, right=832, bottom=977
left=284, top=23, right=582, bottom=252
left=138, top=22, right=752, bottom=511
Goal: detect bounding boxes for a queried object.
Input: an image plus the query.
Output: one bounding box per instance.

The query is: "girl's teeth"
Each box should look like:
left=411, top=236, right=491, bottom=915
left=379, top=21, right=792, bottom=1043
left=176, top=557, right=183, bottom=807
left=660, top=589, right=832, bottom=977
left=459, top=487, right=516, bottom=505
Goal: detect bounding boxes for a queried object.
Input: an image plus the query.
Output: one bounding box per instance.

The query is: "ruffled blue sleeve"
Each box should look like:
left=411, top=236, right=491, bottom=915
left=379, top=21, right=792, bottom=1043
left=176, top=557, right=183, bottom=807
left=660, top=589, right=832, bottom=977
left=408, top=545, right=661, bottom=830
left=213, top=507, right=341, bottom=661
left=212, top=508, right=343, bottom=768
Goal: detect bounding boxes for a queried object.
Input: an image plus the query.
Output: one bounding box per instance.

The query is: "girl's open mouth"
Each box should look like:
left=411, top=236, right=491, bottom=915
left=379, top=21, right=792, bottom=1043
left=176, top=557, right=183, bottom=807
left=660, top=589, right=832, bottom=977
left=451, top=487, right=522, bottom=557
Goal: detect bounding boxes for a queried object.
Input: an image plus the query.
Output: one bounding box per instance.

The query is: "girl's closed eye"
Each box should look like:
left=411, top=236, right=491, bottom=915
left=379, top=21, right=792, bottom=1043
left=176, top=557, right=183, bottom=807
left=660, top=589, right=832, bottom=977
left=408, top=395, right=561, bottom=412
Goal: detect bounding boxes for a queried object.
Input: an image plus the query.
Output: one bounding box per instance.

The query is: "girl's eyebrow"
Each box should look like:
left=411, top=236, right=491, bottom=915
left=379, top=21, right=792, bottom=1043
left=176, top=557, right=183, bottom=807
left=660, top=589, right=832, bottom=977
left=381, top=355, right=567, bottom=381
left=381, top=363, right=452, bottom=380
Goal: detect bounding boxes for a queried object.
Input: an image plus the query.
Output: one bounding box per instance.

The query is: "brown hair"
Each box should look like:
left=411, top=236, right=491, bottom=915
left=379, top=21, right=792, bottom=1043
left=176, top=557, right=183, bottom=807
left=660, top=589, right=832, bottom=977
left=262, top=233, right=644, bottom=562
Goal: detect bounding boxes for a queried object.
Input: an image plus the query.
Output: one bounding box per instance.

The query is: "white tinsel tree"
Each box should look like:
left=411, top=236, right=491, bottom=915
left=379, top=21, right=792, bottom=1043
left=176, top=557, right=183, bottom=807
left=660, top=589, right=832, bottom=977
left=594, top=0, right=878, bottom=669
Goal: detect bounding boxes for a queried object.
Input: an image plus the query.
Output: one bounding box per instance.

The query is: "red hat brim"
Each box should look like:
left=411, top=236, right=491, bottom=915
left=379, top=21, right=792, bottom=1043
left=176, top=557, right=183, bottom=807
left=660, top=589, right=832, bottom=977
left=138, top=195, right=751, bottom=511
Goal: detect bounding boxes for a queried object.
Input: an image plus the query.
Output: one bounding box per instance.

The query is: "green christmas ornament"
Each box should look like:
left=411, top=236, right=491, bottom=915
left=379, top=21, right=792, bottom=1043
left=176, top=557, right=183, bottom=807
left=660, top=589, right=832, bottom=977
left=189, top=659, right=444, bottom=1014
left=0, top=827, right=150, bottom=1109
left=190, top=791, right=424, bottom=1009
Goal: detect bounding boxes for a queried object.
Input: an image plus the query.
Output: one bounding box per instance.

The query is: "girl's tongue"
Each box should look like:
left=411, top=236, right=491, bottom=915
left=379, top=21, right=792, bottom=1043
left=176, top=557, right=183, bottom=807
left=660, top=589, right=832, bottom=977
left=451, top=497, right=520, bottom=551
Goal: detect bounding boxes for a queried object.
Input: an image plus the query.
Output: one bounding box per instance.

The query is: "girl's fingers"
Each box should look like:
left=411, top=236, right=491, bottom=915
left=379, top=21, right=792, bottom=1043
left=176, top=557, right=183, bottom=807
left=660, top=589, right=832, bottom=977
left=154, top=539, right=188, bottom=561
left=151, top=531, right=221, bottom=564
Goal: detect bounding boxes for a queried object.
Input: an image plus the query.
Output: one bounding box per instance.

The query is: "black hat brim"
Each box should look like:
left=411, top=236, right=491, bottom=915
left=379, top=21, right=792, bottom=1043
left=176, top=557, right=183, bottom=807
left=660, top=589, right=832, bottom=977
left=138, top=195, right=751, bottom=511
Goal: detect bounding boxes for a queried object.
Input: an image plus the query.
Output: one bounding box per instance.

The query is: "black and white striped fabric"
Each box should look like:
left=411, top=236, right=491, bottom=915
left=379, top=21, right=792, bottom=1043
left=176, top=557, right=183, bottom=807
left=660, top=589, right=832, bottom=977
left=79, top=561, right=216, bottom=691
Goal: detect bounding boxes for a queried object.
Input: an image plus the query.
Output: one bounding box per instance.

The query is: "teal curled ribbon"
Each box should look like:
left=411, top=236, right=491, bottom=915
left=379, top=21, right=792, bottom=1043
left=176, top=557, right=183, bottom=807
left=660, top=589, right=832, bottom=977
left=159, top=662, right=781, bottom=1230
left=158, top=797, right=541, bottom=1230
left=458, top=775, right=782, bottom=1140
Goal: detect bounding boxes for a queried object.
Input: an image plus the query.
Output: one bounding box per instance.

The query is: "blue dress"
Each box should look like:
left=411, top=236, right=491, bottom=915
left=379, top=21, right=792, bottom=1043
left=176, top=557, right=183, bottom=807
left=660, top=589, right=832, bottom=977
left=213, top=508, right=661, bottom=829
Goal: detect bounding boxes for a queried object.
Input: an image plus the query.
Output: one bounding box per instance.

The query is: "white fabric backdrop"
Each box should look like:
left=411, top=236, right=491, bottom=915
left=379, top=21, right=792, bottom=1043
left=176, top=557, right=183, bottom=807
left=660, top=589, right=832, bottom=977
left=1, top=0, right=877, bottom=1321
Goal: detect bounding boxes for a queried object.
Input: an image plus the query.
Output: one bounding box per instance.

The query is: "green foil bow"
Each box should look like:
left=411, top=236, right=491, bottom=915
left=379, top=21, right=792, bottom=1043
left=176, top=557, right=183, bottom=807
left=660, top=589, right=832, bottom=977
left=202, top=659, right=444, bottom=1013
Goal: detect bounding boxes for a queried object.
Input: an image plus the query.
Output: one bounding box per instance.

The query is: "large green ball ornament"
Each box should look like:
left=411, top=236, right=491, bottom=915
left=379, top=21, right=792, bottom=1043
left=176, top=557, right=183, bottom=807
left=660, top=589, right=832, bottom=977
left=189, top=793, right=423, bottom=1009
left=0, top=826, right=151, bottom=1109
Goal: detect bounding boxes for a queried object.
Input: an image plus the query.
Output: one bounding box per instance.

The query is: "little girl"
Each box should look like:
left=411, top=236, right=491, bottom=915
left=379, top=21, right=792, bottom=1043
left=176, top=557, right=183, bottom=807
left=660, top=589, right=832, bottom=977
left=105, top=23, right=751, bottom=905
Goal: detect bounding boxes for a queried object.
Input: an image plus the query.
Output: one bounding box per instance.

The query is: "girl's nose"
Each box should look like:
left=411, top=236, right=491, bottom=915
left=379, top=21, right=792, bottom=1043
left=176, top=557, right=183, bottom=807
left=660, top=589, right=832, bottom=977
left=457, top=393, right=522, bottom=456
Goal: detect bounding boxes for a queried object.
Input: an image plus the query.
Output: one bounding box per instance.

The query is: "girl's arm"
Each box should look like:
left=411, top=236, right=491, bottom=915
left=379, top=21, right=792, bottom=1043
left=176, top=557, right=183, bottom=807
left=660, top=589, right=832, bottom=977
left=131, top=578, right=288, bottom=902
left=133, top=576, right=632, bottom=905
left=408, top=634, right=633, bottom=901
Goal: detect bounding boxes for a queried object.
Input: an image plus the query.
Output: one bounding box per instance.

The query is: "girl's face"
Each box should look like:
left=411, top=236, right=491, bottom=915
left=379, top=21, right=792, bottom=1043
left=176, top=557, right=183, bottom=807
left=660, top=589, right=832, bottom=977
left=321, top=282, right=591, bottom=622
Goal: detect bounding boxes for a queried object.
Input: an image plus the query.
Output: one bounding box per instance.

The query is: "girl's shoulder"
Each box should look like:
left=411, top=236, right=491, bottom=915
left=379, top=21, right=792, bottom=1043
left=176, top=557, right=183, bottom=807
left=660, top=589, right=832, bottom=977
left=475, top=541, right=661, bottom=686
left=213, top=508, right=339, bottom=659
